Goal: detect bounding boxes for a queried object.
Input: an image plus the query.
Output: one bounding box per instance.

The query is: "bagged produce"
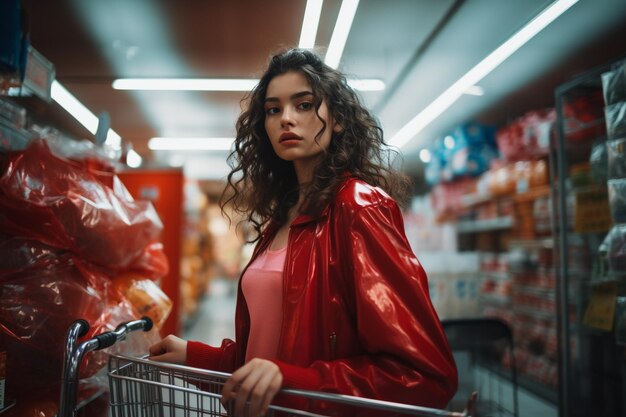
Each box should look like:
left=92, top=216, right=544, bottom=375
left=0, top=137, right=169, bottom=411
left=0, top=139, right=165, bottom=275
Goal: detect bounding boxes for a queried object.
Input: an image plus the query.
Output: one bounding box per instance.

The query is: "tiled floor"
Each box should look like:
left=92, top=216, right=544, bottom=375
left=185, top=278, right=558, bottom=417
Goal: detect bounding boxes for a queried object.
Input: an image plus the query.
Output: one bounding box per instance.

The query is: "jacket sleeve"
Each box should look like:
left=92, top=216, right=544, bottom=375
left=275, top=198, right=458, bottom=409
left=186, top=339, right=239, bottom=373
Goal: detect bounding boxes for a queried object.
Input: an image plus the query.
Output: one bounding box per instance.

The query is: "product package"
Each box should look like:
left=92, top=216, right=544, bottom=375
left=615, top=296, right=626, bottom=346
left=601, top=61, right=626, bottom=107
left=496, top=108, right=555, bottom=161
left=601, top=224, right=626, bottom=276
left=604, top=101, right=626, bottom=140
left=607, top=178, right=626, bottom=224
left=607, top=138, right=626, bottom=179
left=562, top=89, right=606, bottom=142
left=590, top=140, right=609, bottom=182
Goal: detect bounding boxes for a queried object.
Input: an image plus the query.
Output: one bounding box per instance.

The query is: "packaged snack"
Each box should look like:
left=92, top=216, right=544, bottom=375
left=607, top=138, right=626, bottom=179
left=590, top=140, right=609, bottom=182
left=603, top=224, right=626, bottom=275
left=605, top=101, right=626, bottom=140
left=601, top=61, right=626, bottom=106
left=615, top=296, right=626, bottom=346
left=607, top=178, right=626, bottom=224
left=111, top=273, right=173, bottom=330
left=496, top=109, right=555, bottom=161
left=562, top=90, right=606, bottom=142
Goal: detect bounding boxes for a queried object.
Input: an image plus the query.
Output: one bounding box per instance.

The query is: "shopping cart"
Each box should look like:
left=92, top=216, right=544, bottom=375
left=60, top=318, right=476, bottom=417
left=58, top=316, right=155, bottom=417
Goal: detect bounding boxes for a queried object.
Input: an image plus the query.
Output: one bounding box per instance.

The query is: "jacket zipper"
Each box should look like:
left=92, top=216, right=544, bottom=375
left=329, top=332, right=337, bottom=360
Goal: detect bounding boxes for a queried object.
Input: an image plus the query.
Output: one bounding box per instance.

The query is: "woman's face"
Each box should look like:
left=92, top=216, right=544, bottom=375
left=264, top=71, right=337, bottom=182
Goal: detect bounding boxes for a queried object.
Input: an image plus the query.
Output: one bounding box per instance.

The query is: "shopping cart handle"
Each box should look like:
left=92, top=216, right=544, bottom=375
left=95, top=317, right=154, bottom=350
left=75, top=319, right=90, bottom=337
left=95, top=331, right=118, bottom=350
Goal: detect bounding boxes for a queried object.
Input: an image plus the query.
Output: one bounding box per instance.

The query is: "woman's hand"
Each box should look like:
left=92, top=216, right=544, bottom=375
left=148, top=334, right=188, bottom=364
left=221, top=358, right=283, bottom=417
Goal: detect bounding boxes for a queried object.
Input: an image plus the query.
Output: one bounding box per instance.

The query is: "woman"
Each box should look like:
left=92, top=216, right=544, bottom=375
left=149, top=48, right=457, bottom=416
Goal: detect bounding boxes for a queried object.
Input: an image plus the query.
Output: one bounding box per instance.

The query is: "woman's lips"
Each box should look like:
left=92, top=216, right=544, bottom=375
left=279, top=132, right=302, bottom=143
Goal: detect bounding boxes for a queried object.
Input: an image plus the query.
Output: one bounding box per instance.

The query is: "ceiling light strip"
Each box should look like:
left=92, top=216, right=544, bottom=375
left=51, top=80, right=122, bottom=147
left=112, top=78, right=259, bottom=91
left=148, top=137, right=234, bottom=151
left=389, top=0, right=579, bottom=149
left=324, top=0, right=360, bottom=69
left=126, top=149, right=143, bottom=167
left=112, top=77, right=384, bottom=91
left=52, top=81, right=99, bottom=133
left=299, top=0, right=324, bottom=49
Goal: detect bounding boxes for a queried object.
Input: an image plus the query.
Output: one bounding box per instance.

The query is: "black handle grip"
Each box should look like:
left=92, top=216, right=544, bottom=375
left=140, top=316, right=154, bottom=332
left=95, top=332, right=117, bottom=350
left=76, top=319, right=90, bottom=337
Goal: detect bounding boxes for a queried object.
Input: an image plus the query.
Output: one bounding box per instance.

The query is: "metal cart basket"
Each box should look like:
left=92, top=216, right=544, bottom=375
left=60, top=319, right=474, bottom=417
left=108, top=353, right=470, bottom=417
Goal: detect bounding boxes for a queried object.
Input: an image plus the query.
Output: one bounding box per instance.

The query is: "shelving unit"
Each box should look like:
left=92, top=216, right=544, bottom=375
left=457, top=216, right=514, bottom=233
left=454, top=184, right=560, bottom=402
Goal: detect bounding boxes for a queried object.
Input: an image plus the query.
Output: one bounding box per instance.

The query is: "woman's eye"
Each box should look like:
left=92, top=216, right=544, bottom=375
left=265, top=107, right=280, bottom=115
left=298, top=102, right=313, bottom=110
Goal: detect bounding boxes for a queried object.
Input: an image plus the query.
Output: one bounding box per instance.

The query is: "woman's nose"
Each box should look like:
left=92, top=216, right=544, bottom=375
left=280, top=107, right=295, bottom=126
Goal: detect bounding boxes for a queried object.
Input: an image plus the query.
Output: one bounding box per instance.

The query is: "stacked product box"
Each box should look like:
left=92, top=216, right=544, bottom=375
left=600, top=61, right=626, bottom=345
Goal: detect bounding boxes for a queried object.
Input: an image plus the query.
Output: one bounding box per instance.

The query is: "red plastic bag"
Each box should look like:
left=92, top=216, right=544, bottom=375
left=0, top=140, right=166, bottom=274
left=0, top=235, right=161, bottom=399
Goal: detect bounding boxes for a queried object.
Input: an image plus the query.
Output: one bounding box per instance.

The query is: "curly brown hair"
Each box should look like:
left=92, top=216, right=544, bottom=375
left=221, top=48, right=411, bottom=242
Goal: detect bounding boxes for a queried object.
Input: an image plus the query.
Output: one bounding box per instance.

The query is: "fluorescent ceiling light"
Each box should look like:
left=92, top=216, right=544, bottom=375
left=324, top=0, right=360, bottom=69
left=113, top=78, right=259, bottom=91
left=389, top=0, right=579, bottom=149
left=112, top=77, right=384, bottom=92
left=299, top=0, right=323, bottom=49
left=149, top=137, right=234, bottom=151
left=126, top=149, right=143, bottom=167
left=51, top=80, right=122, bottom=144
left=419, top=149, right=431, bottom=163
left=52, top=81, right=99, bottom=133
left=347, top=79, right=385, bottom=91
left=463, top=85, right=485, bottom=96
left=105, top=129, right=122, bottom=150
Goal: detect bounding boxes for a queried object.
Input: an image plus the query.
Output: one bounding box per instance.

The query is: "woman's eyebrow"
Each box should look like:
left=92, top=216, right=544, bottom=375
left=264, top=91, right=313, bottom=103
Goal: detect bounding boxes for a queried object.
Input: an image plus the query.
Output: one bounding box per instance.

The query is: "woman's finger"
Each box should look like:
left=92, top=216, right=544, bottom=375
left=221, top=359, right=283, bottom=417
left=233, top=365, right=267, bottom=416
left=250, top=368, right=282, bottom=417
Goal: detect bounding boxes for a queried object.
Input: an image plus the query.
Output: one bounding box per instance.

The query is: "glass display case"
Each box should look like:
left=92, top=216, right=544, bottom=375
left=553, top=56, right=626, bottom=417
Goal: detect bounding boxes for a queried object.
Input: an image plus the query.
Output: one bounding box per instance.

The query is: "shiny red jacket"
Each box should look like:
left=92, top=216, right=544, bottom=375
left=187, top=177, right=457, bottom=409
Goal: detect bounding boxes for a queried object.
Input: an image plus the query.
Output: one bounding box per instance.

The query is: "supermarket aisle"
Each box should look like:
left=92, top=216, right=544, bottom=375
left=184, top=278, right=557, bottom=417
left=184, top=277, right=237, bottom=345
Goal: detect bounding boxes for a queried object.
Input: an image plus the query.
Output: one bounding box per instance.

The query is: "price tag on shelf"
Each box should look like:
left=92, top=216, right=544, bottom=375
left=583, top=282, right=617, bottom=332
left=574, top=186, right=612, bottom=233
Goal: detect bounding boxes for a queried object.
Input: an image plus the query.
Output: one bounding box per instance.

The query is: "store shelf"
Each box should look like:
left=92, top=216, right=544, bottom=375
left=0, top=400, right=16, bottom=415
left=480, top=270, right=511, bottom=280
left=457, top=216, right=514, bottom=233
left=512, top=185, right=552, bottom=203
left=461, top=186, right=552, bottom=209
left=478, top=293, right=511, bottom=305
left=514, top=306, right=555, bottom=321
left=507, top=238, right=554, bottom=250
left=460, top=192, right=493, bottom=208
left=514, top=285, right=556, bottom=297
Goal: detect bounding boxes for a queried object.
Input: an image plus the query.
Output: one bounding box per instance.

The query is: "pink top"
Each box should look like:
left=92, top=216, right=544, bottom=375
left=241, top=245, right=286, bottom=362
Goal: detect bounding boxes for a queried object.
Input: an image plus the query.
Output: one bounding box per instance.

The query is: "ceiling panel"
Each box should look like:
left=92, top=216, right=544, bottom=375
left=15, top=0, right=626, bottom=180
